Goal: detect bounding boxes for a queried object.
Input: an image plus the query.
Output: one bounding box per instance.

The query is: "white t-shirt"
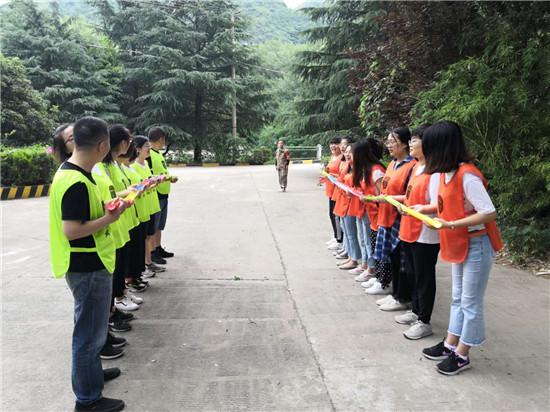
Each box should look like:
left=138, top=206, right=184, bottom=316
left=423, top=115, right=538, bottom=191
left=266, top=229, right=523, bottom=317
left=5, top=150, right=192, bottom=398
left=430, top=165, right=496, bottom=232
left=372, top=169, right=385, bottom=195
left=415, top=165, right=440, bottom=244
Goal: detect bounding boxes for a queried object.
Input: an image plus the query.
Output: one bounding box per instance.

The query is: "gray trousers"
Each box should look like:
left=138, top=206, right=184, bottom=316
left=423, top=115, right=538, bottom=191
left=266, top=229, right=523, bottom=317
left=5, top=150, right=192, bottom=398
left=277, top=168, right=288, bottom=188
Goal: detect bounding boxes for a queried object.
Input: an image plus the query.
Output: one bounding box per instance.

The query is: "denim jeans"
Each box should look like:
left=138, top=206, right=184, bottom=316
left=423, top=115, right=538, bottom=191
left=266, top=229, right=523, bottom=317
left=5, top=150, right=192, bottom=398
left=341, top=217, right=348, bottom=253
left=343, top=215, right=361, bottom=262
left=448, top=234, right=495, bottom=346
left=157, top=197, right=169, bottom=231
left=357, top=214, right=375, bottom=268
left=66, top=269, right=112, bottom=404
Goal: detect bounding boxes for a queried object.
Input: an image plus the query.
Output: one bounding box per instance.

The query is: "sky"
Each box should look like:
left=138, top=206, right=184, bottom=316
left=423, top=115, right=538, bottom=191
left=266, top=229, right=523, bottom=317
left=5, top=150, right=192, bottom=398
left=283, top=0, right=306, bottom=9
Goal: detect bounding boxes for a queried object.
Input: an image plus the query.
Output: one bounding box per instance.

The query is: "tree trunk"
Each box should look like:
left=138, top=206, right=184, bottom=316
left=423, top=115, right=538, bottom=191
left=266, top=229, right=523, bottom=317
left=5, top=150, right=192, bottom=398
left=194, top=89, right=203, bottom=163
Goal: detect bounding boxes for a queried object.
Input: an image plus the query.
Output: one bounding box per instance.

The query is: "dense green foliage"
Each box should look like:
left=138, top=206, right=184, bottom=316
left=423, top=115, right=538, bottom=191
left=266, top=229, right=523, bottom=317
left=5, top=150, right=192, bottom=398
left=1, top=0, right=122, bottom=123
left=1, top=55, right=58, bottom=147
left=1, top=145, right=57, bottom=187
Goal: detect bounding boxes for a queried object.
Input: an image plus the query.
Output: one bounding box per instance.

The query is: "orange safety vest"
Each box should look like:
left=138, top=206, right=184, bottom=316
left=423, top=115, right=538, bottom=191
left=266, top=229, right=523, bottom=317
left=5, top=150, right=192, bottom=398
left=377, top=158, right=417, bottom=228
left=360, top=165, right=386, bottom=230
left=325, top=155, right=343, bottom=198
left=399, top=164, right=432, bottom=243
left=345, top=172, right=365, bottom=218
left=331, top=160, right=348, bottom=202
left=333, top=164, right=351, bottom=218
left=438, top=163, right=503, bottom=263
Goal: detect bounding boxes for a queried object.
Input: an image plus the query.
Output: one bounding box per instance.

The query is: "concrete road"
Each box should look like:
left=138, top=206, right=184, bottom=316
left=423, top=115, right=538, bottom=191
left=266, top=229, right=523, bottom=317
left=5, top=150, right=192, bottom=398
left=2, top=164, right=549, bottom=411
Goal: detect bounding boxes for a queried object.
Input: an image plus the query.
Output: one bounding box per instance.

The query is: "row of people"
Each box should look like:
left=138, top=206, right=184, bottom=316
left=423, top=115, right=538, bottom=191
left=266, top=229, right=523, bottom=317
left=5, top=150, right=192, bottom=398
left=324, top=121, right=503, bottom=376
left=50, top=117, right=178, bottom=412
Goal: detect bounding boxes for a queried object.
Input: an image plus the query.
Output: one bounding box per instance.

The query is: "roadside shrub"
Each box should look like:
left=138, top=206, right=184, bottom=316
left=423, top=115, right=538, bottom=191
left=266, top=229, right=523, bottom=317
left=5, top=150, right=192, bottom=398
left=1, top=145, right=56, bottom=187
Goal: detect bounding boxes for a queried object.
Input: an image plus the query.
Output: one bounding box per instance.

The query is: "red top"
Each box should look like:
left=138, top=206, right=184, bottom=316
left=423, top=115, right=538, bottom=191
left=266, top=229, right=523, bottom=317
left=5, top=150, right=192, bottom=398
left=325, top=155, right=343, bottom=198
left=399, top=164, right=432, bottom=243
left=345, top=173, right=365, bottom=218
left=437, top=163, right=503, bottom=263
left=333, top=163, right=351, bottom=217
left=377, top=158, right=417, bottom=228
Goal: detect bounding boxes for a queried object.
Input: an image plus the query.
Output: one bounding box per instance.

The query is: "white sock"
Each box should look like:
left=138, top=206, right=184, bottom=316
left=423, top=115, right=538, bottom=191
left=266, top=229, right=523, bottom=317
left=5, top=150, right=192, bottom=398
left=443, top=341, right=457, bottom=351
left=456, top=352, right=468, bottom=361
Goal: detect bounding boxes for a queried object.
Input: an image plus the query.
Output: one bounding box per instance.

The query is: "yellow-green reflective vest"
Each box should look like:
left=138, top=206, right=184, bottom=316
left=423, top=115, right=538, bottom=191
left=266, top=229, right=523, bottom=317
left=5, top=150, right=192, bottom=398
left=131, top=161, right=161, bottom=215
left=49, top=169, right=115, bottom=278
left=103, top=162, right=140, bottom=231
left=92, top=164, right=130, bottom=249
left=123, top=165, right=150, bottom=223
left=149, top=149, right=171, bottom=195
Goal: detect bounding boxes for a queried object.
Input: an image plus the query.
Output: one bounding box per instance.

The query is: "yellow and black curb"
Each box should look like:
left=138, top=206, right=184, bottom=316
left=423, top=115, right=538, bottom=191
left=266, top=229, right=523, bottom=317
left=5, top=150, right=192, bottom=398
left=1, top=184, right=51, bottom=200
left=168, top=159, right=320, bottom=167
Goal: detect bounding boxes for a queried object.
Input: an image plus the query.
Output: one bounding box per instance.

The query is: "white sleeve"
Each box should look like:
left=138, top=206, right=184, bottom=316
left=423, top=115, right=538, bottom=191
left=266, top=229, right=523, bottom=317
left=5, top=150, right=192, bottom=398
left=373, top=169, right=385, bottom=183
left=426, top=173, right=440, bottom=204
left=463, top=172, right=496, bottom=215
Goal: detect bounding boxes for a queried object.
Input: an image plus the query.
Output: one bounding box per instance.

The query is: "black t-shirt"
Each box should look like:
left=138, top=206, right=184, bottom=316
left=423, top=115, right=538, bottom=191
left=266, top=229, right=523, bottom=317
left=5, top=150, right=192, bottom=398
left=60, top=162, right=105, bottom=273
left=147, top=151, right=168, bottom=200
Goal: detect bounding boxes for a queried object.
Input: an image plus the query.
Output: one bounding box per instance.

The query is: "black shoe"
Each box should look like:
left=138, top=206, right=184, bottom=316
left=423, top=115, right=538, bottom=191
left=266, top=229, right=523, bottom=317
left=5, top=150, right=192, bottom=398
left=75, top=397, right=124, bottom=412
left=151, top=251, right=167, bottom=264
left=114, top=308, right=134, bottom=322
left=136, top=276, right=148, bottom=286
left=100, top=344, right=124, bottom=360
left=125, top=280, right=147, bottom=293
left=435, top=352, right=471, bottom=375
left=108, top=315, right=132, bottom=333
left=106, top=332, right=126, bottom=348
left=103, top=367, right=121, bottom=382
left=422, top=339, right=454, bottom=360
left=157, top=246, right=174, bottom=258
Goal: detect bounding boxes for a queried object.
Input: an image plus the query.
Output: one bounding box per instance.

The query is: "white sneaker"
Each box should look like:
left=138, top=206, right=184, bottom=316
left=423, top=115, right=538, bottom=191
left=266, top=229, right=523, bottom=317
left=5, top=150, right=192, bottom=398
left=366, top=282, right=392, bottom=295
left=376, top=295, right=394, bottom=306
left=361, top=277, right=378, bottom=288
left=326, top=238, right=337, bottom=245
left=348, top=267, right=365, bottom=275
left=335, top=252, right=349, bottom=260
left=395, top=310, right=418, bottom=324
left=333, top=249, right=345, bottom=256
left=328, top=242, right=343, bottom=250
left=404, top=320, right=433, bottom=340
left=380, top=299, right=408, bottom=311
left=141, top=268, right=156, bottom=278
left=355, top=272, right=372, bottom=282
left=127, top=291, right=143, bottom=305
left=115, top=296, right=139, bottom=311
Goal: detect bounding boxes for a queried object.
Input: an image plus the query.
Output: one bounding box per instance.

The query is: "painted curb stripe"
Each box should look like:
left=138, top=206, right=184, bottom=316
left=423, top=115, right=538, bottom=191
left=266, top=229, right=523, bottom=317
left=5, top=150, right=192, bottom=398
left=0, top=184, right=51, bottom=201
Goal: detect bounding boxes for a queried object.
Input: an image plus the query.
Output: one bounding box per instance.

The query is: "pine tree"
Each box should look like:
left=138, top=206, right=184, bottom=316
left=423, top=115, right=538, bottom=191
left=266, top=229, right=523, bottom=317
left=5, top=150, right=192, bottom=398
left=94, top=0, right=270, bottom=162
left=1, top=0, right=122, bottom=122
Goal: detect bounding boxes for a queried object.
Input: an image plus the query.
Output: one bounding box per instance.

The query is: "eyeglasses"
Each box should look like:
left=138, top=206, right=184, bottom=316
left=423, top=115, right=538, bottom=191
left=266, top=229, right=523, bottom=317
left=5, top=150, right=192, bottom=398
left=385, top=140, right=397, bottom=147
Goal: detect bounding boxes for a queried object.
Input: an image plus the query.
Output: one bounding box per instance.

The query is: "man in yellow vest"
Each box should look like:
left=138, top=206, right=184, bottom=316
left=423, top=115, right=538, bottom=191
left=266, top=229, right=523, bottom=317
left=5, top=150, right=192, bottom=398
left=147, top=127, right=178, bottom=263
left=49, top=117, right=128, bottom=412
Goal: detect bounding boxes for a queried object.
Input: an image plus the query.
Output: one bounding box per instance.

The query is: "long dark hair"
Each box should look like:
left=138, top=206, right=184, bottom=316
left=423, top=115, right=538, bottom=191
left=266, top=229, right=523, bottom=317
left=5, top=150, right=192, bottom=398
left=103, top=124, right=131, bottom=164
left=423, top=121, right=475, bottom=174
left=352, top=141, right=385, bottom=188
left=52, top=123, right=73, bottom=166
left=390, top=127, right=411, bottom=153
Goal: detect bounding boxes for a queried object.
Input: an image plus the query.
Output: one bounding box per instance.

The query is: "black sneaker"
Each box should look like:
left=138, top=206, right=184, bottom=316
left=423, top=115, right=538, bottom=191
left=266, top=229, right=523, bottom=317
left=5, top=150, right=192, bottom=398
left=106, top=332, right=126, bottom=348
left=136, top=276, right=148, bottom=286
left=422, top=340, right=454, bottom=360
left=157, top=246, right=174, bottom=258
left=74, top=397, right=124, bottom=412
left=151, top=250, right=167, bottom=264
left=126, top=280, right=146, bottom=293
left=114, top=308, right=134, bottom=322
left=108, top=314, right=132, bottom=333
left=435, top=352, right=471, bottom=375
left=100, top=344, right=124, bottom=360
left=103, top=367, right=121, bottom=382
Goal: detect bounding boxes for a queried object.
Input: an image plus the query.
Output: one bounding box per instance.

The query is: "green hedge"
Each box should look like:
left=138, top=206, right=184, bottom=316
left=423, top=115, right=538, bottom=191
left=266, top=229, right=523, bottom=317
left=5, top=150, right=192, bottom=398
left=1, top=145, right=56, bottom=187
left=239, top=148, right=273, bottom=165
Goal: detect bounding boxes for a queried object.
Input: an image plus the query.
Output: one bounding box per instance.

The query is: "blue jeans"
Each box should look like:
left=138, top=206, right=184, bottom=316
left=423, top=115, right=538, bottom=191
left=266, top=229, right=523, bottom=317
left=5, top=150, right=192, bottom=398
left=448, top=234, right=495, bottom=346
left=66, top=269, right=112, bottom=404
left=340, top=217, right=348, bottom=253
left=357, top=214, right=376, bottom=268
left=156, top=198, right=169, bottom=231
left=343, top=215, right=361, bottom=262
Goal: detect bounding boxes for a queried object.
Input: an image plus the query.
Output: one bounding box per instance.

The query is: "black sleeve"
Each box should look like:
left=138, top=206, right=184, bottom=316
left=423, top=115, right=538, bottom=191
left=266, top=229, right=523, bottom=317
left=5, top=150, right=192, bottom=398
left=146, top=156, right=153, bottom=171
left=61, top=182, right=90, bottom=222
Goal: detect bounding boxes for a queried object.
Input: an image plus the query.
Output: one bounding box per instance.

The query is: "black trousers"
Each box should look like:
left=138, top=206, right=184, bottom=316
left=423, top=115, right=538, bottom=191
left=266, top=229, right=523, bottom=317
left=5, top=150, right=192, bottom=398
left=403, top=241, right=440, bottom=323
left=113, top=241, right=131, bottom=300
left=391, top=242, right=412, bottom=303
left=329, top=199, right=343, bottom=242
left=128, top=222, right=147, bottom=279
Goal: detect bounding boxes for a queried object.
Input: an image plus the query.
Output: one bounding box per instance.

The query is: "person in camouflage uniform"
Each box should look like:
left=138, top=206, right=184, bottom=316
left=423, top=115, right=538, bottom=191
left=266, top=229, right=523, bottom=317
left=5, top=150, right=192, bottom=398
left=275, top=140, right=290, bottom=192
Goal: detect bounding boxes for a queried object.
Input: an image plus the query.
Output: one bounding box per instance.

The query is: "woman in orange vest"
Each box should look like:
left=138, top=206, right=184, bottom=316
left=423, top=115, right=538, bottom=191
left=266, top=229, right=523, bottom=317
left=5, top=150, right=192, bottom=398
left=350, top=140, right=386, bottom=281
left=421, top=121, right=503, bottom=376
left=364, top=128, right=417, bottom=307
left=333, top=144, right=361, bottom=270
left=394, top=124, right=441, bottom=340
left=325, top=137, right=343, bottom=250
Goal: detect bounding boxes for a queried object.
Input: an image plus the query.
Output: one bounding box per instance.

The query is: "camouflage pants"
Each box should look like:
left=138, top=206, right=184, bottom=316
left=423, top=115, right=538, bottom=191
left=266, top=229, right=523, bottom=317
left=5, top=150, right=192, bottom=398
left=277, top=168, right=288, bottom=188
